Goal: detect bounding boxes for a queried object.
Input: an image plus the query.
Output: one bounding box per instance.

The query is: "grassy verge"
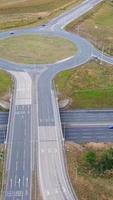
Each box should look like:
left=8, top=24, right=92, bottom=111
left=0, top=70, right=12, bottom=98
left=0, top=70, right=12, bottom=111
left=0, top=0, right=83, bottom=30
left=0, top=35, right=76, bottom=64
left=66, top=142, right=113, bottom=200
left=55, top=60, right=113, bottom=109
left=66, top=1, right=113, bottom=56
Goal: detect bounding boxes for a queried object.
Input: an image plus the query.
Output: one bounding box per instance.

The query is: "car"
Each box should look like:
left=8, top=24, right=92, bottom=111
left=10, top=32, right=14, bottom=35
left=109, top=126, right=113, bottom=129
left=42, top=24, right=46, bottom=27
left=92, top=55, right=98, bottom=60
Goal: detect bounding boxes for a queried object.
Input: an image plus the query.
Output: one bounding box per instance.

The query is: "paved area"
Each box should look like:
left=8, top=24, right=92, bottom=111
left=4, top=72, right=32, bottom=200
left=61, top=110, right=113, bottom=143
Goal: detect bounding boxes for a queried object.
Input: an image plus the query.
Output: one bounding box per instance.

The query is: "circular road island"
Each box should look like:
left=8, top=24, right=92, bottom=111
left=0, top=35, right=77, bottom=64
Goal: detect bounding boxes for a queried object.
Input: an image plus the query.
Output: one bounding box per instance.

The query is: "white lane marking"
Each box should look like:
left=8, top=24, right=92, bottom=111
left=21, top=115, right=24, bottom=119
left=16, top=161, right=18, bottom=171
left=14, top=175, right=17, bottom=187
left=55, top=56, right=74, bottom=64
left=16, top=152, right=19, bottom=159
left=46, top=190, right=50, bottom=196
left=10, top=178, right=12, bottom=189
left=41, top=149, right=44, bottom=153
left=18, top=178, right=21, bottom=188
left=48, top=148, right=52, bottom=153
left=54, top=148, right=58, bottom=153
left=62, top=186, right=66, bottom=193
left=23, top=176, right=25, bottom=186
left=55, top=188, right=58, bottom=194
left=23, top=148, right=26, bottom=159
left=26, top=177, right=29, bottom=188
left=16, top=111, right=25, bottom=115
left=7, top=190, right=23, bottom=197
left=23, top=160, right=25, bottom=171
left=25, top=190, right=28, bottom=196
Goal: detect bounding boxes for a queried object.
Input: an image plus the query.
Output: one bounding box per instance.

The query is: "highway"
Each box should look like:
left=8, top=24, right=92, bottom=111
left=48, top=0, right=103, bottom=30
left=3, top=72, right=32, bottom=200
left=0, top=0, right=113, bottom=200
left=0, top=125, right=7, bottom=143
left=60, top=110, right=113, bottom=143
left=37, top=81, right=77, bottom=199
left=64, top=126, right=113, bottom=143
left=1, top=109, right=113, bottom=144
left=60, top=110, right=113, bottom=125
left=0, top=112, right=8, bottom=125
left=0, top=112, right=8, bottom=143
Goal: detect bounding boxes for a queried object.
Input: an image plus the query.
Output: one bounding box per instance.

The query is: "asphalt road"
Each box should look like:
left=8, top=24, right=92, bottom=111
left=60, top=110, right=113, bottom=143
left=48, top=0, right=103, bottom=30
left=1, top=0, right=113, bottom=200
left=0, top=112, right=8, bottom=143
left=60, top=110, right=113, bottom=125
left=5, top=105, right=32, bottom=200
left=3, top=72, right=32, bottom=200
left=64, top=126, right=113, bottom=143
left=0, top=112, right=8, bottom=124
left=1, top=109, right=113, bottom=144
left=0, top=125, right=7, bottom=143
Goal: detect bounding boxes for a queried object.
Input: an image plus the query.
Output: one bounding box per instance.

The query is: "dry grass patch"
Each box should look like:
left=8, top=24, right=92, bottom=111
left=66, top=142, right=113, bottom=200
left=0, top=0, right=83, bottom=30
left=66, top=1, right=113, bottom=56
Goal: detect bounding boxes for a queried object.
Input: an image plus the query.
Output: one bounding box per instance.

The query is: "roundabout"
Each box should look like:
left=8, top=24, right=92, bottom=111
left=0, top=30, right=95, bottom=71
left=0, top=34, right=76, bottom=65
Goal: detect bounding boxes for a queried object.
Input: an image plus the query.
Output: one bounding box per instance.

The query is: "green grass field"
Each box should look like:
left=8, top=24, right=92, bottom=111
left=0, top=0, right=83, bottom=30
left=66, top=1, right=113, bottom=56
left=55, top=61, right=113, bottom=109
left=0, top=35, right=76, bottom=64
left=0, top=70, right=12, bottom=98
left=66, top=142, right=113, bottom=200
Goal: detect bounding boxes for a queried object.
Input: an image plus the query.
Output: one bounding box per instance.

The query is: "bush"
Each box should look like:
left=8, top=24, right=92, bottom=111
left=84, top=148, right=113, bottom=175
left=97, top=148, right=113, bottom=173
left=85, top=151, right=96, bottom=168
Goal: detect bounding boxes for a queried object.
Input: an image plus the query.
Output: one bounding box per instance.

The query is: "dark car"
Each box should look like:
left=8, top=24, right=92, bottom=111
left=109, top=126, right=113, bottom=129
left=93, top=55, right=98, bottom=60
left=10, top=32, right=14, bottom=35
left=42, top=24, right=46, bottom=27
